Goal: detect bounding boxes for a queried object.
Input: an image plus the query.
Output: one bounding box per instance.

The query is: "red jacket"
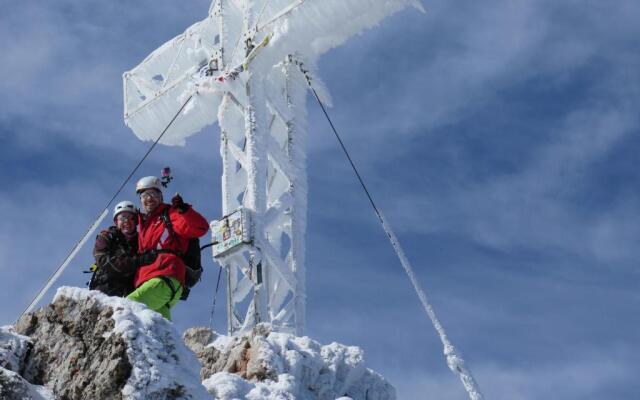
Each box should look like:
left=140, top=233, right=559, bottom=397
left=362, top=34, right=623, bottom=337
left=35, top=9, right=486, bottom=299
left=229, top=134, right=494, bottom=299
left=135, top=203, right=209, bottom=288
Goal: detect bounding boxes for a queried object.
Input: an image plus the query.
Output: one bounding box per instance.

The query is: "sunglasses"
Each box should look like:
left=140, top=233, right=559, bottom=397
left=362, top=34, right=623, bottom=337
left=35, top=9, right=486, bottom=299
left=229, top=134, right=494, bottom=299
left=116, top=214, right=135, bottom=223
left=140, top=190, right=162, bottom=200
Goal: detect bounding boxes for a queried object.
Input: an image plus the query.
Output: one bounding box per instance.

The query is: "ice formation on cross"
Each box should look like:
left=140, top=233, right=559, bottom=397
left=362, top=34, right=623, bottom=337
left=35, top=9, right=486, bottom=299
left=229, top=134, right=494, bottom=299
left=123, top=0, right=423, bottom=336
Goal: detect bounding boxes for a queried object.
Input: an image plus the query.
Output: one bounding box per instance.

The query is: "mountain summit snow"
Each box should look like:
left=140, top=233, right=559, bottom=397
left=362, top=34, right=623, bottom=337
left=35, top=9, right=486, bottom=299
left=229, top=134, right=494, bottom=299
left=1, top=288, right=396, bottom=399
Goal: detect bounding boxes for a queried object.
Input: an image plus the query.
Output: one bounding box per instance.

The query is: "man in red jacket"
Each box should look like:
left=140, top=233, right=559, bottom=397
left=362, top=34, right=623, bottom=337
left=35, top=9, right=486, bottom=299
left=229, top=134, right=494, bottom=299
left=126, top=176, right=209, bottom=320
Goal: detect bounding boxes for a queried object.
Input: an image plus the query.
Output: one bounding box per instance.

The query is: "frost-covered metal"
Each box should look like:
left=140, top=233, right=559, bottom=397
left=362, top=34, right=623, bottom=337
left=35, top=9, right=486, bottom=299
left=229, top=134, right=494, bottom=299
left=123, top=0, right=422, bottom=336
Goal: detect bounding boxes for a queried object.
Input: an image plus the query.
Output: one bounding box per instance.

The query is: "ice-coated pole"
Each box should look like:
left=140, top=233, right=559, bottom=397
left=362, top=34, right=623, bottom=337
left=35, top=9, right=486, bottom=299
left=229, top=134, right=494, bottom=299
left=19, top=208, right=109, bottom=319
left=379, top=212, right=484, bottom=400
left=307, top=83, right=484, bottom=400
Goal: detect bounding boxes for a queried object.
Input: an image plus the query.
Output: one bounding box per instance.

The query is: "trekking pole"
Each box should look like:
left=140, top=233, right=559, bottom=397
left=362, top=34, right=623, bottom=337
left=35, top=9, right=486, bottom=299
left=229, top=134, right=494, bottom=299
left=17, top=93, right=196, bottom=322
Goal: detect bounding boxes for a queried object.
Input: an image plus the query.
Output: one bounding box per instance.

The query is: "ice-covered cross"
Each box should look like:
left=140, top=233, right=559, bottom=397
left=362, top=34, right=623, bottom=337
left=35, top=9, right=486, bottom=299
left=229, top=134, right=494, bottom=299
left=123, top=0, right=423, bottom=336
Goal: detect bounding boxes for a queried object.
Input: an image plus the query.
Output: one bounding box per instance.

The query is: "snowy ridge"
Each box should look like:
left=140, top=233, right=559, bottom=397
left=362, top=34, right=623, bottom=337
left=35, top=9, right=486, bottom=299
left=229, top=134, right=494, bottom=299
left=53, top=287, right=210, bottom=399
left=202, top=328, right=396, bottom=400
left=3, top=289, right=399, bottom=399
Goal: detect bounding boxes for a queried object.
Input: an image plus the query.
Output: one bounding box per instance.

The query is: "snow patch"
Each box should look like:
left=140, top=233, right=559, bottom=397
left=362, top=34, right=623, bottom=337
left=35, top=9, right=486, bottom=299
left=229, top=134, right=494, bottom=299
left=0, top=367, right=54, bottom=400
left=210, top=334, right=235, bottom=352
left=202, top=328, right=395, bottom=400
left=0, top=325, right=31, bottom=372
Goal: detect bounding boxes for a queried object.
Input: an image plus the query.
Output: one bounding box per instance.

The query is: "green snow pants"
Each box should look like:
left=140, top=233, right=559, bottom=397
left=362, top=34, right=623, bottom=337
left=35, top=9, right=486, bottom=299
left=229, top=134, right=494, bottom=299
left=127, top=276, right=182, bottom=320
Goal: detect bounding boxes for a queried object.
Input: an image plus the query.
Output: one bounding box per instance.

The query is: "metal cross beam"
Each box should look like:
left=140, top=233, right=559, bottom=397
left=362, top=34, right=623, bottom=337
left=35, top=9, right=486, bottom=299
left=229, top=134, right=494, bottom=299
left=123, top=0, right=422, bottom=336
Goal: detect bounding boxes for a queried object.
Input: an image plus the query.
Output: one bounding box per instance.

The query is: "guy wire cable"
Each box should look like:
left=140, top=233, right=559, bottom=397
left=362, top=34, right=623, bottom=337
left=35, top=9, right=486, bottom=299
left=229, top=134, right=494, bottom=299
left=208, top=266, right=224, bottom=331
left=18, top=93, right=196, bottom=322
left=306, top=82, right=484, bottom=399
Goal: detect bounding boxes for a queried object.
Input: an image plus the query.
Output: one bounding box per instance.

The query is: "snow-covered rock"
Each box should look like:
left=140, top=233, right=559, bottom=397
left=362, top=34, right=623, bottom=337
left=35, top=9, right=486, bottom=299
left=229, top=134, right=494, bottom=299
left=0, top=325, right=32, bottom=373
left=1, top=288, right=396, bottom=399
left=0, top=367, right=53, bottom=400
left=13, top=287, right=209, bottom=400
left=185, top=324, right=396, bottom=400
left=0, top=327, right=54, bottom=400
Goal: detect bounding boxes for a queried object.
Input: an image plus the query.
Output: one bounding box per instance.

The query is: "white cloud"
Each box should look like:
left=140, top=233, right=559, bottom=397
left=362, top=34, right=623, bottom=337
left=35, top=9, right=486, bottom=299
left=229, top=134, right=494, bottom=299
left=389, top=99, right=639, bottom=265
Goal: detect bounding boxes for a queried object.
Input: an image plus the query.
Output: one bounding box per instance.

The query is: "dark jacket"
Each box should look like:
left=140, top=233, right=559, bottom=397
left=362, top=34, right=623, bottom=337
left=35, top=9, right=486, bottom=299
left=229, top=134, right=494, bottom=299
left=90, top=226, right=140, bottom=297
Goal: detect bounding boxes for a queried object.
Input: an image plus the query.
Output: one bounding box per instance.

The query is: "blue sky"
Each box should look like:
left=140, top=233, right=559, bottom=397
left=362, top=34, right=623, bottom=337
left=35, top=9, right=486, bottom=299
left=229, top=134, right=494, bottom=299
left=2, top=1, right=640, bottom=398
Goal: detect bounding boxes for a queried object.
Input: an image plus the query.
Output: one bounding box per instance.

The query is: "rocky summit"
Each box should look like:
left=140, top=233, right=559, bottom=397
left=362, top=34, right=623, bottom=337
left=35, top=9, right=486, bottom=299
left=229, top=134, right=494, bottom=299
left=0, top=287, right=395, bottom=399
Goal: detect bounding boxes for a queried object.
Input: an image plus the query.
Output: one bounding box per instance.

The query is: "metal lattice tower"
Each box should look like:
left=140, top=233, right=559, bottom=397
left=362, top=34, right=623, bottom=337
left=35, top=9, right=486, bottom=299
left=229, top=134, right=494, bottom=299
left=123, top=0, right=422, bottom=336
left=215, top=4, right=309, bottom=335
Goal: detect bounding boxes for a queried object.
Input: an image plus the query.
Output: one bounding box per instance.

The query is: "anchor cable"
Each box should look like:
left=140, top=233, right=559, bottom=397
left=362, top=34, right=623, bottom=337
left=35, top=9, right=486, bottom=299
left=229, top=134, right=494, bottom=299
left=17, top=94, right=196, bottom=321
left=306, top=80, right=484, bottom=400
left=208, top=266, right=224, bottom=331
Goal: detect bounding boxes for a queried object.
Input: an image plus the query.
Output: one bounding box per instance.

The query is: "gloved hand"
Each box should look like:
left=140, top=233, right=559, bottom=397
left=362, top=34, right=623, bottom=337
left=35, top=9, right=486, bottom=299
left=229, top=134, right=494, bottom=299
left=171, top=193, right=190, bottom=213
left=137, top=251, right=158, bottom=267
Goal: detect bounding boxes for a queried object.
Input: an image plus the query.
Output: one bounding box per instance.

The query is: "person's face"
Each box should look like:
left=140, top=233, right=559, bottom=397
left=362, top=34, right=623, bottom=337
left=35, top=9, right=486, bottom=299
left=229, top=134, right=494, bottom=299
left=140, top=189, right=162, bottom=214
left=115, top=212, right=136, bottom=235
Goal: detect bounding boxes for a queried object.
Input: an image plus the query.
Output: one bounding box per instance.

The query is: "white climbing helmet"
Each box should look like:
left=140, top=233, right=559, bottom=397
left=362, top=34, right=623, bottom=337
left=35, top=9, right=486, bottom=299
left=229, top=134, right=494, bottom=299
left=135, top=176, right=163, bottom=194
left=113, top=201, right=137, bottom=219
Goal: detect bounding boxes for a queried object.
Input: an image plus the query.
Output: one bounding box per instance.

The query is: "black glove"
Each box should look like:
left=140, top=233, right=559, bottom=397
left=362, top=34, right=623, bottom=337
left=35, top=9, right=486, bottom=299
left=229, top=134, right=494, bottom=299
left=171, top=193, right=190, bottom=213
left=137, top=251, right=158, bottom=267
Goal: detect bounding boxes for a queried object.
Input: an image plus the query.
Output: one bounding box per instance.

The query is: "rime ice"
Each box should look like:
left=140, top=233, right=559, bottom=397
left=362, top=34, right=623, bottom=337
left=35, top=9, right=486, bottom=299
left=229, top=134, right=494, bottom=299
left=123, top=0, right=423, bottom=336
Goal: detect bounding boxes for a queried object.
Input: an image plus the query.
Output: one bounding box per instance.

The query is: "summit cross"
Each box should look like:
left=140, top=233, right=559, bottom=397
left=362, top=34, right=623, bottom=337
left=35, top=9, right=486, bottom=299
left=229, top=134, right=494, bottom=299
left=122, top=2, right=486, bottom=400
left=123, top=0, right=423, bottom=336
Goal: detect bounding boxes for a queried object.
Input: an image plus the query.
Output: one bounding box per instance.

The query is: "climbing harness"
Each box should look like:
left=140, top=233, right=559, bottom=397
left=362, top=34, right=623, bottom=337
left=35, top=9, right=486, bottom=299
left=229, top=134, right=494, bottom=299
left=294, top=58, right=485, bottom=400
left=17, top=94, right=196, bottom=322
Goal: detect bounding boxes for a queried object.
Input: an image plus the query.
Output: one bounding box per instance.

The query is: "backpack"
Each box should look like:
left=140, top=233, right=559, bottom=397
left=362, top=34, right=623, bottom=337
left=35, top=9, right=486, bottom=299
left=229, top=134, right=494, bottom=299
left=160, top=208, right=203, bottom=300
